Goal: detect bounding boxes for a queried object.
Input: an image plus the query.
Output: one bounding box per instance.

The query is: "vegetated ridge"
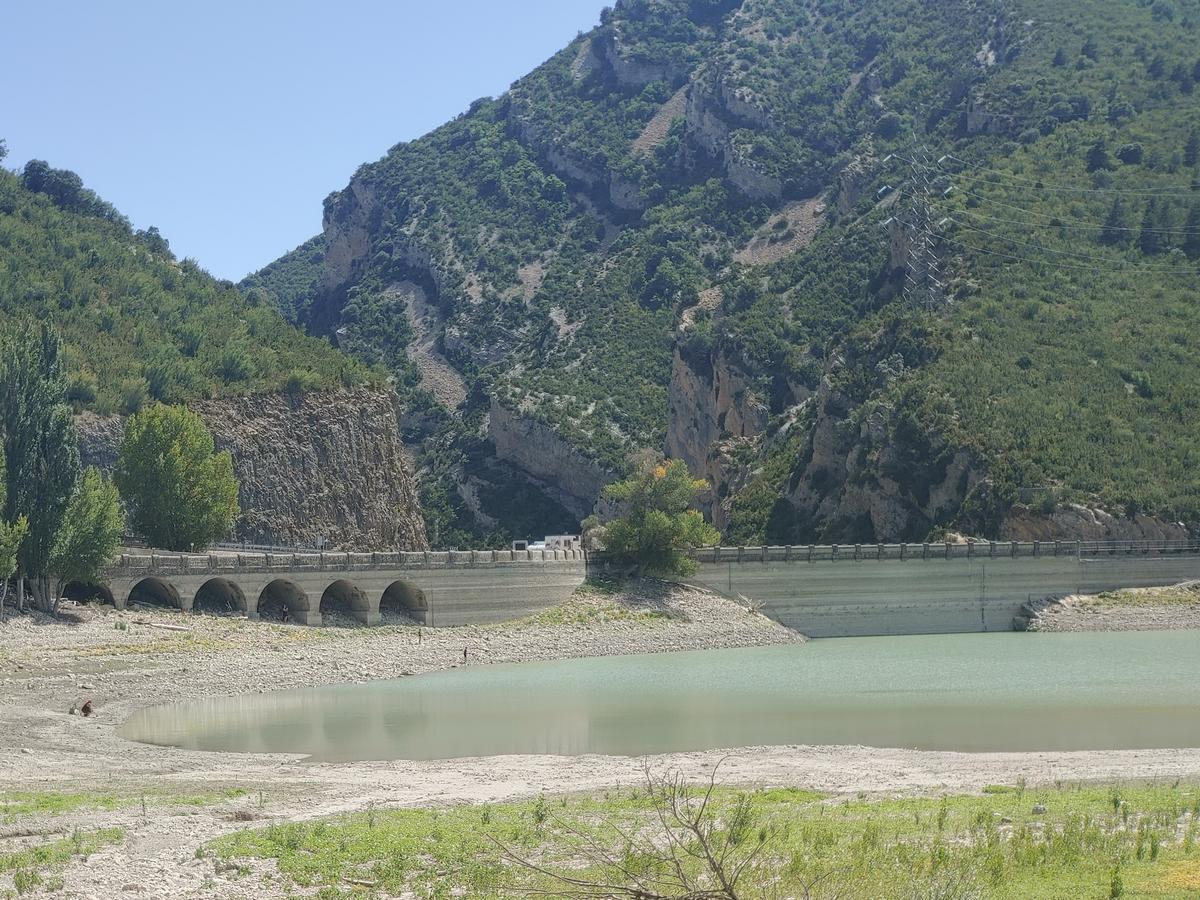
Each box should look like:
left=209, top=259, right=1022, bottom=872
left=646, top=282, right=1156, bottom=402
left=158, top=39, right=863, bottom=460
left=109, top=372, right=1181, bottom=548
left=0, top=153, right=427, bottom=551
left=247, top=0, right=1200, bottom=546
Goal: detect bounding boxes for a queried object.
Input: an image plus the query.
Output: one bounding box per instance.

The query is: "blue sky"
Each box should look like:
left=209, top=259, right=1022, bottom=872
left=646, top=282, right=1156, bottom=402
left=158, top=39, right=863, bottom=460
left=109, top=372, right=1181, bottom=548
left=4, top=0, right=605, bottom=280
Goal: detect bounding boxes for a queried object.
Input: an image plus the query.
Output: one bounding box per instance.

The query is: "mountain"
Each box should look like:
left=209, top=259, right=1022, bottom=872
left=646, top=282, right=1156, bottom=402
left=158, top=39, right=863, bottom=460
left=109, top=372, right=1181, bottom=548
left=248, top=0, right=1200, bottom=545
left=0, top=151, right=427, bottom=550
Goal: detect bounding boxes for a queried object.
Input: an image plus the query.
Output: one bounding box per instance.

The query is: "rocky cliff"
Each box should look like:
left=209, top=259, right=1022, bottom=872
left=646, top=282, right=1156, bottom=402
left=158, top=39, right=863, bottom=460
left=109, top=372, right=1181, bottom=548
left=666, top=346, right=772, bottom=529
left=487, top=398, right=615, bottom=521
left=76, top=387, right=428, bottom=551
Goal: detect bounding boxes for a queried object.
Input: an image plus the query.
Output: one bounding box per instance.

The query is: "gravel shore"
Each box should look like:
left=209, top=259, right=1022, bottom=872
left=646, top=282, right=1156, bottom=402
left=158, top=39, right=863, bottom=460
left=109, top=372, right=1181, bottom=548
left=1022, top=583, right=1200, bottom=632
left=3, top=580, right=1200, bottom=898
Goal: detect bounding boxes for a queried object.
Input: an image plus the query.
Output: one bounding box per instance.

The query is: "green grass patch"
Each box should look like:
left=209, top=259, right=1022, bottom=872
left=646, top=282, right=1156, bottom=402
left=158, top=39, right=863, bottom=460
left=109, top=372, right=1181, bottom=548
left=1089, top=586, right=1200, bottom=608
left=516, top=593, right=671, bottom=627
left=210, top=782, right=1200, bottom=899
left=0, top=788, right=248, bottom=823
left=0, top=827, right=124, bottom=895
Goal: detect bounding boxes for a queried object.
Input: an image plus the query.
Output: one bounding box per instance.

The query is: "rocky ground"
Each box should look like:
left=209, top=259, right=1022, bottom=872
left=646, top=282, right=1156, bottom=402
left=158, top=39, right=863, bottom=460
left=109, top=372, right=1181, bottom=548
left=1021, top=582, right=1200, bottom=632
left=2, top=580, right=1200, bottom=898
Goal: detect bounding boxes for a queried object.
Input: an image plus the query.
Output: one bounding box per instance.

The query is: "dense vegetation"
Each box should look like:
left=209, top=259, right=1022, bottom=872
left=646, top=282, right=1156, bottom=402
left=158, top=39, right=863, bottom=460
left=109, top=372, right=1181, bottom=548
left=213, top=780, right=1200, bottom=898
left=0, top=154, right=369, bottom=415
left=115, top=404, right=240, bottom=552
left=255, top=0, right=1200, bottom=544
left=596, top=456, right=720, bottom=575
left=1, top=322, right=122, bottom=613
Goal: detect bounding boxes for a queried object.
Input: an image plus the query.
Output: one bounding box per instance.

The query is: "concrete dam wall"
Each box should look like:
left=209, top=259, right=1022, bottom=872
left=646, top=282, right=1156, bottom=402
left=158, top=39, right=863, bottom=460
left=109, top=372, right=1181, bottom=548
left=686, top=542, right=1200, bottom=637
left=95, top=540, right=1198, bottom=636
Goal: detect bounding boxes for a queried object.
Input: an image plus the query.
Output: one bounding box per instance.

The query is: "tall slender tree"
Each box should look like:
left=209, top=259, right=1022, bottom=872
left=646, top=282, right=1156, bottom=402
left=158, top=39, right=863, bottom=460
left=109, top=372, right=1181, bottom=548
left=1100, top=197, right=1129, bottom=245
left=49, top=469, right=124, bottom=610
left=1184, top=205, right=1200, bottom=259
left=1139, top=200, right=1164, bottom=256
left=0, top=321, right=82, bottom=611
left=0, top=451, right=30, bottom=622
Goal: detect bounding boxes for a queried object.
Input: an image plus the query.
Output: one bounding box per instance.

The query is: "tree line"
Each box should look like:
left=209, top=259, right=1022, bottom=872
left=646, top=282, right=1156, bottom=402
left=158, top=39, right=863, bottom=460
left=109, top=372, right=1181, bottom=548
left=1, top=321, right=241, bottom=617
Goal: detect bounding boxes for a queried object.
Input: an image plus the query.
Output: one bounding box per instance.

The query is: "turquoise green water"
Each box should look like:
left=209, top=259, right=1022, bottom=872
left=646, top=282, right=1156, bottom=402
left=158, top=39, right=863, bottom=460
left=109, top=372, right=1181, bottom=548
left=118, top=630, right=1200, bottom=762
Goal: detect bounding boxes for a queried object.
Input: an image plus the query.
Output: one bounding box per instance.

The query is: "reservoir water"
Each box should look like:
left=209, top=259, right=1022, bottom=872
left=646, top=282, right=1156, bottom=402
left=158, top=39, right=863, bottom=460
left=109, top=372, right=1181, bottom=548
left=118, top=630, right=1200, bottom=762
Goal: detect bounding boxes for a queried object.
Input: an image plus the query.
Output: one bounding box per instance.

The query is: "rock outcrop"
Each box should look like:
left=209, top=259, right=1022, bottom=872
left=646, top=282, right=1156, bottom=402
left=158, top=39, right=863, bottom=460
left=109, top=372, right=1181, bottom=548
left=76, top=386, right=428, bottom=551
left=685, top=85, right=782, bottom=202
left=666, top=347, right=769, bottom=525
left=1002, top=505, right=1191, bottom=543
left=488, top=398, right=615, bottom=521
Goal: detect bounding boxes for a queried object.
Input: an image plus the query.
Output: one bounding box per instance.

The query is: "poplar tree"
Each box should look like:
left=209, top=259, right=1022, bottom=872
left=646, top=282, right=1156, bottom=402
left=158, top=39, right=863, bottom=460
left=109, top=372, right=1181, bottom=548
left=0, top=321, right=81, bottom=611
left=0, top=452, right=30, bottom=622
left=115, top=404, right=240, bottom=551
left=49, top=469, right=124, bottom=608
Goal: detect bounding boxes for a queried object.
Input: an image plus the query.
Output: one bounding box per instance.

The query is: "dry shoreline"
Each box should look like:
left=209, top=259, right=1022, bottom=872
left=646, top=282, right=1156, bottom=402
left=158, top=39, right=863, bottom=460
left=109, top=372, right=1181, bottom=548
left=3, top=581, right=1200, bottom=898
left=1021, top=582, right=1200, bottom=632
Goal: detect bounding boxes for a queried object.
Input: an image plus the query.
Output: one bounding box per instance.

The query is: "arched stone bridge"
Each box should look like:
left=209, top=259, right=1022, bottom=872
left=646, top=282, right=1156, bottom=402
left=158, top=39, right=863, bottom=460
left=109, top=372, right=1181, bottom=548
left=96, top=549, right=588, bottom=627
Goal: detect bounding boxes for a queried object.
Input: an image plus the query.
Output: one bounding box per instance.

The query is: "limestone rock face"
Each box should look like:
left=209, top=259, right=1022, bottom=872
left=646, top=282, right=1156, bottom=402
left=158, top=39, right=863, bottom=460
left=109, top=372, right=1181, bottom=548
left=666, top=347, right=770, bottom=528
left=1002, top=505, right=1190, bottom=543
left=76, top=386, right=428, bottom=551
left=321, top=178, right=380, bottom=296
left=685, top=86, right=783, bottom=202
left=487, top=398, right=615, bottom=521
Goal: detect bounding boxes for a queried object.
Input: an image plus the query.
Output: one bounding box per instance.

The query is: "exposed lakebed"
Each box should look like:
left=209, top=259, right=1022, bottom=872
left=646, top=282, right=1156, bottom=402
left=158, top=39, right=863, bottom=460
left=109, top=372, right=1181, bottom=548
left=118, top=630, right=1200, bottom=762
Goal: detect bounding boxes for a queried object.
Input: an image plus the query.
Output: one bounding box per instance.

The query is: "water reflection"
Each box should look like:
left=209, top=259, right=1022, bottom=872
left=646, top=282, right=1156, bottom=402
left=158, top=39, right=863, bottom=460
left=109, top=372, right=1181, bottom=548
left=119, top=631, right=1200, bottom=761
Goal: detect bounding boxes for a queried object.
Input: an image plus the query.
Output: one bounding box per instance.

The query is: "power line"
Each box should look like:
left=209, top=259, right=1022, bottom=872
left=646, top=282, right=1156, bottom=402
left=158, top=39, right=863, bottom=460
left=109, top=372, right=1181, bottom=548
left=945, top=218, right=1199, bottom=270
left=938, top=204, right=1200, bottom=236
left=941, top=154, right=1199, bottom=197
left=893, top=188, right=1200, bottom=235
left=934, top=233, right=1198, bottom=274
left=934, top=185, right=1200, bottom=234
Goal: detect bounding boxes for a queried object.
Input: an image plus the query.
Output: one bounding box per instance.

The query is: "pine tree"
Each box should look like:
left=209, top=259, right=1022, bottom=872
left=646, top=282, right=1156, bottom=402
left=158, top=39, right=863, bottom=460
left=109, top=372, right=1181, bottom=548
left=0, top=321, right=81, bottom=611
left=1100, top=197, right=1128, bottom=245
left=1086, top=137, right=1111, bottom=172
left=1186, top=129, right=1199, bottom=167
left=1184, top=205, right=1200, bottom=259
left=1139, top=200, right=1163, bottom=256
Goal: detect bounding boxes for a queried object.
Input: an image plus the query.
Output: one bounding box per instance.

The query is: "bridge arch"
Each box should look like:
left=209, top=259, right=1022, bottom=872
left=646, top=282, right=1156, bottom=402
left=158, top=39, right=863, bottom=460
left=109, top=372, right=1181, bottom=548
left=319, top=580, right=372, bottom=625
left=193, top=578, right=248, bottom=616
left=380, top=580, right=428, bottom=625
left=62, top=581, right=116, bottom=607
left=128, top=577, right=182, bottom=611
left=256, top=579, right=313, bottom=624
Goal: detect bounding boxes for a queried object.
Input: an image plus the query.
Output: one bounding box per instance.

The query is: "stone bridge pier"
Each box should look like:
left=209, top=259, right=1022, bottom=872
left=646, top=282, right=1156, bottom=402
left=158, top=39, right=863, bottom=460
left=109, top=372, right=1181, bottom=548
left=100, top=549, right=589, bottom=627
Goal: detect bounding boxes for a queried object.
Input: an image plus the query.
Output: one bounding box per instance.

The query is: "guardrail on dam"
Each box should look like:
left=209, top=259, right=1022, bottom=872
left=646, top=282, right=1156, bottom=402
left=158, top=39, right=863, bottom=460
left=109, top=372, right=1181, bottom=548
left=685, top=540, right=1200, bottom=637
left=92, top=539, right=1199, bottom=635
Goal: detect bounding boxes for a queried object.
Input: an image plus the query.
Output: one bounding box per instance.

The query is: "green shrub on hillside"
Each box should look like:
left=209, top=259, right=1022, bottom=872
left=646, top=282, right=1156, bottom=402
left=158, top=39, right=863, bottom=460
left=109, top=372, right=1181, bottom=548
left=0, top=165, right=371, bottom=414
